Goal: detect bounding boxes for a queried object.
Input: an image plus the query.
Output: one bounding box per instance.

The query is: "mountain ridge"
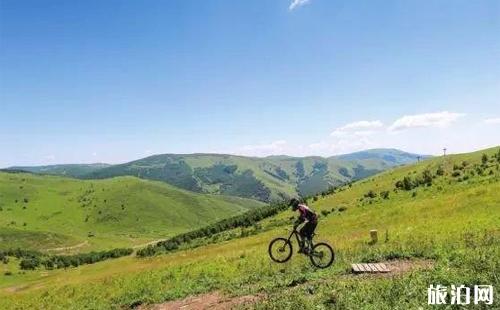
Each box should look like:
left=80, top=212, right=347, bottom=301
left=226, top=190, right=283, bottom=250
left=7, top=149, right=430, bottom=202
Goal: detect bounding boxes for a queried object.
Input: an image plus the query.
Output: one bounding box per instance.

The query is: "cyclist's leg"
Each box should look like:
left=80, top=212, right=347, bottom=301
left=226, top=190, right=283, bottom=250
left=301, top=223, right=314, bottom=253
left=298, top=225, right=307, bottom=252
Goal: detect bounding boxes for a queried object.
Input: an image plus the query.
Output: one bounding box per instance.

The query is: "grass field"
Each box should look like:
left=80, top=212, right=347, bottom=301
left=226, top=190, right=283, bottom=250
left=0, top=147, right=498, bottom=309
left=0, top=173, right=263, bottom=252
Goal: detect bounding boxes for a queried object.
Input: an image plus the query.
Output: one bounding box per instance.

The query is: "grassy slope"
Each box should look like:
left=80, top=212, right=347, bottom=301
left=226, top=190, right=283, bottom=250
left=6, top=164, right=111, bottom=178
left=84, top=149, right=423, bottom=201
left=1, top=147, right=498, bottom=309
left=0, top=172, right=263, bottom=252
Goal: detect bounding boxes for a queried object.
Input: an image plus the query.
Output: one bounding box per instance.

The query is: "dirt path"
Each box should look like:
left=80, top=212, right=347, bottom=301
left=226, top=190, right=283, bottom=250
left=132, top=239, right=166, bottom=249
left=45, top=240, right=89, bottom=252
left=139, top=259, right=434, bottom=310
left=139, top=291, right=264, bottom=310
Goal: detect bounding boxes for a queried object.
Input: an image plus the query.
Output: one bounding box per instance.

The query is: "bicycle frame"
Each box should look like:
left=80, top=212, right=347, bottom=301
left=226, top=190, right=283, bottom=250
left=286, top=229, right=313, bottom=248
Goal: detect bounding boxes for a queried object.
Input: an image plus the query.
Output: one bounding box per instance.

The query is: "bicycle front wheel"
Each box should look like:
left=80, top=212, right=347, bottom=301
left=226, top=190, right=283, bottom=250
left=268, top=238, right=293, bottom=263
left=309, top=242, right=334, bottom=268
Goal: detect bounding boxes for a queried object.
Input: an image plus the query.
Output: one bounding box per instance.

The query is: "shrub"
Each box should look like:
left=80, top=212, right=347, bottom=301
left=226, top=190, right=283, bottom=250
left=338, top=207, right=347, bottom=212
left=419, top=169, right=433, bottom=186
left=482, top=153, right=488, bottom=165
left=436, top=166, right=445, bottom=176
left=4, top=271, right=12, bottom=276
left=380, top=191, right=390, bottom=199
left=412, top=191, right=417, bottom=198
left=452, top=171, right=461, bottom=177
left=20, top=258, right=40, bottom=270
left=364, top=190, right=377, bottom=199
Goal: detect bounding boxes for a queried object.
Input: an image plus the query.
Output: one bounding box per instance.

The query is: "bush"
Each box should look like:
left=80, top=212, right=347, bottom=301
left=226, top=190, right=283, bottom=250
left=419, top=169, right=433, bottom=186
left=452, top=171, right=461, bottom=177
left=20, top=258, right=40, bottom=270
left=482, top=153, right=489, bottom=165
left=436, top=166, right=445, bottom=176
left=380, top=191, right=390, bottom=199
left=395, top=176, right=416, bottom=191
left=364, top=190, right=377, bottom=198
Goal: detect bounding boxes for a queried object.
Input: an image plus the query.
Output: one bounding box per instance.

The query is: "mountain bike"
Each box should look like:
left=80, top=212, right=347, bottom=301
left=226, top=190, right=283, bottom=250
left=268, top=226, right=335, bottom=268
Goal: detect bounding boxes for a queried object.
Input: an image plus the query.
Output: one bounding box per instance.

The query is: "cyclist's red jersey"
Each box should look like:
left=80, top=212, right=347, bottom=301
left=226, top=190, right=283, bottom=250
left=297, top=204, right=317, bottom=224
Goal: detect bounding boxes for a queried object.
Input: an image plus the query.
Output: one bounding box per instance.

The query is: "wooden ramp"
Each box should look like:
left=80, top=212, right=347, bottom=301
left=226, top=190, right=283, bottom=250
left=351, top=263, right=390, bottom=273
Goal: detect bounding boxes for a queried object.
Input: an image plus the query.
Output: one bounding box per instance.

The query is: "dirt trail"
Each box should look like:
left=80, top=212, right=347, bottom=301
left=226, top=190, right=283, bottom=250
left=45, top=240, right=89, bottom=252
left=139, top=291, right=264, bottom=310
left=132, top=239, right=166, bottom=249
left=139, top=259, right=434, bottom=310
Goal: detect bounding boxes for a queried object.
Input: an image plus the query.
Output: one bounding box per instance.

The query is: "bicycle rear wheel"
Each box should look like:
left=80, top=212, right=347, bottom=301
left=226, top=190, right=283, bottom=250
left=309, top=242, right=334, bottom=268
left=268, top=238, right=293, bottom=263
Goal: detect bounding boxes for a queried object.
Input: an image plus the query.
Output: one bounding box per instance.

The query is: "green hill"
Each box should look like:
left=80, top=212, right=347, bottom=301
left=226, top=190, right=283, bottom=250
left=0, top=172, right=263, bottom=252
left=81, top=149, right=425, bottom=202
left=6, top=163, right=111, bottom=178
left=1, top=147, right=497, bottom=309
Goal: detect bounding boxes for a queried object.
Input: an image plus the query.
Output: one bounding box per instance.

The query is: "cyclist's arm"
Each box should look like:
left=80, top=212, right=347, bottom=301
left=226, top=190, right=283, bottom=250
left=294, top=216, right=305, bottom=228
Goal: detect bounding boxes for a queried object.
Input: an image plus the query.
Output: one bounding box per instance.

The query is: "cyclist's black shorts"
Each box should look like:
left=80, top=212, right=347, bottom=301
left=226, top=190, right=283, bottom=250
left=300, top=221, right=317, bottom=239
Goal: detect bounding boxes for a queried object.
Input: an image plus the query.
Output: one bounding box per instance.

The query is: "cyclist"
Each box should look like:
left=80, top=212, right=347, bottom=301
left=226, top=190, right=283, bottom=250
left=289, top=198, right=317, bottom=254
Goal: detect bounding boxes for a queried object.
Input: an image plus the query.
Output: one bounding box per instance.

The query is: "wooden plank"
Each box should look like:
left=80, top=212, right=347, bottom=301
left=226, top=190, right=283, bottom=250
left=379, top=263, right=390, bottom=272
left=362, top=264, right=373, bottom=272
left=376, top=264, right=387, bottom=272
left=370, top=264, right=379, bottom=272
left=372, top=264, right=385, bottom=272
left=352, top=262, right=392, bottom=273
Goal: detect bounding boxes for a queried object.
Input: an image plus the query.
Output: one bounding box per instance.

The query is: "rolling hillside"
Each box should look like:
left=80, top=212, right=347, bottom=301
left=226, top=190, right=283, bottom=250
left=7, top=163, right=111, bottom=178
left=1, top=146, right=497, bottom=309
left=80, top=149, right=426, bottom=202
left=0, top=172, right=263, bottom=252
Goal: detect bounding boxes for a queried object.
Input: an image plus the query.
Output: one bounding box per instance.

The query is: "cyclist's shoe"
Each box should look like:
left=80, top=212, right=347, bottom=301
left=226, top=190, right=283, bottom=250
left=298, top=247, right=310, bottom=254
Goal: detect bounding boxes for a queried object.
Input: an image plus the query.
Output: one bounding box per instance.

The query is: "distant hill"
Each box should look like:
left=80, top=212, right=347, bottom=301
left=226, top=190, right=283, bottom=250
left=0, top=172, right=263, bottom=251
left=7, top=163, right=111, bottom=178
left=81, top=149, right=427, bottom=201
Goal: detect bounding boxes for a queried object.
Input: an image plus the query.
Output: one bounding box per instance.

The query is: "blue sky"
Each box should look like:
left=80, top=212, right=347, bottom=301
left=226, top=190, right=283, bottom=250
left=1, top=0, right=499, bottom=166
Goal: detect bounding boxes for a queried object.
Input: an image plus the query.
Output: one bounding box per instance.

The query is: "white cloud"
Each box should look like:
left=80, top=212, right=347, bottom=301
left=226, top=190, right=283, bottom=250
left=91, top=152, right=97, bottom=157
left=331, top=120, right=383, bottom=137
left=45, top=154, right=55, bottom=161
left=289, top=0, right=310, bottom=11
left=388, top=111, right=465, bottom=131
left=483, top=117, right=500, bottom=124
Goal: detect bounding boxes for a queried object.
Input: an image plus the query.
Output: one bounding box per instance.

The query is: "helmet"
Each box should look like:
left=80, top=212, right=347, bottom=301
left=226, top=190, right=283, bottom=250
left=289, top=198, right=300, bottom=210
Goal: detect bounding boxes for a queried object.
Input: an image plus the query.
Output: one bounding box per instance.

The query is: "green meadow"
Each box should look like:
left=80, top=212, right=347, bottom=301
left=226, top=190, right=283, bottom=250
left=0, top=173, right=262, bottom=252
left=0, top=147, right=499, bottom=309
